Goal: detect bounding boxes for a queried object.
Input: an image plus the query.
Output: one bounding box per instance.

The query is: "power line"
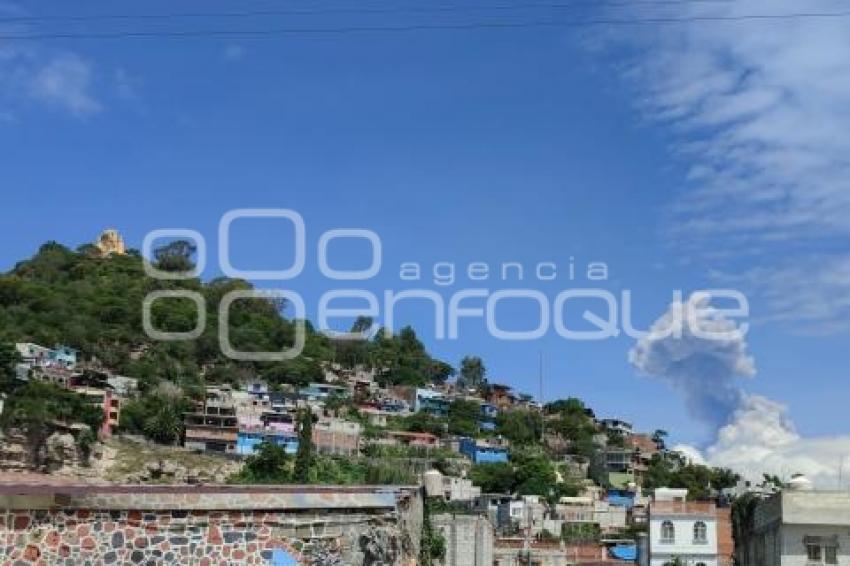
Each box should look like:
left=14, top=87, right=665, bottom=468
left=1, top=10, right=849, bottom=40
left=0, top=0, right=738, bottom=24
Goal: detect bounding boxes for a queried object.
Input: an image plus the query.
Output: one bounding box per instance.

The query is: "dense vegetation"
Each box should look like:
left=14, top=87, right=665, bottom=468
left=470, top=446, right=580, bottom=503
left=643, top=451, right=739, bottom=498
left=0, top=242, right=457, bottom=445
left=229, top=442, right=416, bottom=486
left=0, top=242, right=456, bottom=391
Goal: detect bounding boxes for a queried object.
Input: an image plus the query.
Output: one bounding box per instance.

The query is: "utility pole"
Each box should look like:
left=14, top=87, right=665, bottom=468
left=539, top=351, right=545, bottom=443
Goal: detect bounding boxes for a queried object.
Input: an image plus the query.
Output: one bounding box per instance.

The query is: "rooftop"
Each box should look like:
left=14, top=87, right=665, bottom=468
left=650, top=501, right=717, bottom=516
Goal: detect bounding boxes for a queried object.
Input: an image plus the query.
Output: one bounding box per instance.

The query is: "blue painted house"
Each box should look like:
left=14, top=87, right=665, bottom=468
left=459, top=437, right=509, bottom=464
left=49, top=345, right=77, bottom=370
left=414, top=388, right=450, bottom=417
left=298, top=383, right=349, bottom=401
left=480, top=403, right=499, bottom=432
left=236, top=431, right=299, bottom=456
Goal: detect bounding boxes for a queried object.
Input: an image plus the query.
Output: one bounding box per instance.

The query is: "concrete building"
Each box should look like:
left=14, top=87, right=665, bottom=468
left=736, top=482, right=850, bottom=566
left=385, top=430, right=440, bottom=449
left=312, top=418, right=360, bottom=456
left=492, top=540, right=580, bottom=566
left=432, top=513, right=494, bottom=566
left=15, top=343, right=52, bottom=366
left=72, top=386, right=121, bottom=439
left=486, top=384, right=517, bottom=410
left=554, top=496, right=627, bottom=534
left=600, top=418, right=633, bottom=437
left=299, top=382, right=349, bottom=402
left=649, top=488, right=719, bottom=566
left=184, top=388, right=239, bottom=454
left=106, top=374, right=138, bottom=397
left=500, top=495, right=548, bottom=536
left=443, top=476, right=482, bottom=502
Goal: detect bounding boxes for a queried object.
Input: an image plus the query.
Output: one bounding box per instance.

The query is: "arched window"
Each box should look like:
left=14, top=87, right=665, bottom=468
left=661, top=520, right=675, bottom=542
left=693, top=520, right=708, bottom=543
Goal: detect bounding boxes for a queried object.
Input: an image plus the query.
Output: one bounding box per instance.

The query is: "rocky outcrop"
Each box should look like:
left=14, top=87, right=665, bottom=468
left=0, top=429, right=30, bottom=471
left=45, top=432, right=81, bottom=471
left=119, top=458, right=239, bottom=485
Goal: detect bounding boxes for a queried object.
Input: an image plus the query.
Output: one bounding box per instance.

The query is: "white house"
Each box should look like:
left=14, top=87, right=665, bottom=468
left=649, top=488, right=719, bottom=566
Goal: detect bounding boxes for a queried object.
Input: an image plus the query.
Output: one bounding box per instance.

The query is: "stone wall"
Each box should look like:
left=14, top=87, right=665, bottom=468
left=0, top=485, right=422, bottom=565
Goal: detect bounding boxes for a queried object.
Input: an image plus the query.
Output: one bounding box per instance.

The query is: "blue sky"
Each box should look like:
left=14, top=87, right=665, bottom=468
left=3, top=1, right=850, bottom=466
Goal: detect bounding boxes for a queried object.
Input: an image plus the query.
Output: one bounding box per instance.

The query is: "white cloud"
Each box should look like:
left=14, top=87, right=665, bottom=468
left=671, top=444, right=706, bottom=466
left=28, top=53, right=101, bottom=116
left=0, top=4, right=102, bottom=118
left=632, top=293, right=850, bottom=487
left=713, top=254, right=850, bottom=334
left=600, top=0, right=850, bottom=331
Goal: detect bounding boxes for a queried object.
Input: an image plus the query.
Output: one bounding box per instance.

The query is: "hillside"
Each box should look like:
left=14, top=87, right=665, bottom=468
left=0, top=240, right=452, bottom=391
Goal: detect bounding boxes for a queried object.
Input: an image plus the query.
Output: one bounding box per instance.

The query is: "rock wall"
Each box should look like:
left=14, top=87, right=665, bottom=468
left=1, top=508, right=344, bottom=565
left=0, top=486, right=423, bottom=565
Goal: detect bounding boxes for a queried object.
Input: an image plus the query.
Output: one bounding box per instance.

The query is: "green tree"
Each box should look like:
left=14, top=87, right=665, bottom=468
left=153, top=240, right=197, bottom=273
left=470, top=462, right=516, bottom=493
left=232, top=442, right=291, bottom=484
left=448, top=399, right=480, bottom=436
left=458, top=356, right=485, bottom=391
left=652, top=429, right=669, bottom=450
left=420, top=501, right=447, bottom=565
left=0, top=342, right=19, bottom=392
left=426, top=360, right=455, bottom=385
left=395, top=412, right=446, bottom=437
left=497, top=409, right=542, bottom=445
left=294, top=409, right=314, bottom=482
left=350, top=316, right=374, bottom=335
left=512, top=447, right=558, bottom=498
left=143, top=403, right=183, bottom=445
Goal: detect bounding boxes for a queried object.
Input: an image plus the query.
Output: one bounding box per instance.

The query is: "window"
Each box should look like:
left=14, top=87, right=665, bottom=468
left=825, top=546, right=837, bottom=564
left=696, top=563, right=706, bottom=566
left=693, top=521, right=708, bottom=543
left=661, top=520, right=675, bottom=543
left=807, top=544, right=822, bottom=561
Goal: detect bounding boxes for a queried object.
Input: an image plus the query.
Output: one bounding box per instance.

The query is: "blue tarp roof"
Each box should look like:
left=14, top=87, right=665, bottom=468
left=610, top=545, right=637, bottom=561
left=607, top=493, right=634, bottom=508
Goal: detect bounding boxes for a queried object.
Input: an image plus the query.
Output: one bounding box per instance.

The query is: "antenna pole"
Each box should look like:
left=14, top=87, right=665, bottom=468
left=539, top=351, right=544, bottom=443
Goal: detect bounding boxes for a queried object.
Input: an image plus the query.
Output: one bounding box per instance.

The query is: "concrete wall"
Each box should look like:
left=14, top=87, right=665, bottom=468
left=742, top=490, right=850, bottom=566
left=778, top=523, right=849, bottom=566
left=432, top=514, right=493, bottom=566
left=0, top=485, right=422, bottom=565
